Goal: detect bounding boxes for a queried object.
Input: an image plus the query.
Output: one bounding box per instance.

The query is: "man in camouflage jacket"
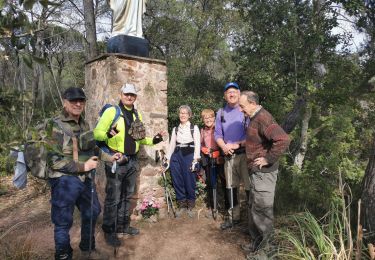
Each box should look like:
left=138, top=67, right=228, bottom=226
left=47, top=87, right=119, bottom=260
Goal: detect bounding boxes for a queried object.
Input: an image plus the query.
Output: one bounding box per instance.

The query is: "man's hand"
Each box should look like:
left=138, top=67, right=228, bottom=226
left=254, top=157, right=268, bottom=169
left=153, top=130, right=167, bottom=144
left=227, top=143, right=240, bottom=150
left=84, top=156, right=98, bottom=171
left=153, top=133, right=163, bottom=144
left=109, top=152, right=122, bottom=162
left=107, top=124, right=119, bottom=138
left=222, top=143, right=240, bottom=155
left=221, top=144, right=231, bottom=155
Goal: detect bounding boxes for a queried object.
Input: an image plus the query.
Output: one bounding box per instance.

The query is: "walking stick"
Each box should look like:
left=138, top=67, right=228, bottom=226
left=161, top=167, right=176, bottom=217
left=160, top=150, right=176, bottom=217
left=227, top=157, right=234, bottom=227
left=111, top=160, right=119, bottom=257
left=210, top=154, right=218, bottom=220
left=88, top=169, right=96, bottom=257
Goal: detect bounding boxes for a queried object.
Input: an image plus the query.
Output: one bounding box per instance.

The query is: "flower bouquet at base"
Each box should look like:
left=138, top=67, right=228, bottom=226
left=137, top=196, right=161, bottom=219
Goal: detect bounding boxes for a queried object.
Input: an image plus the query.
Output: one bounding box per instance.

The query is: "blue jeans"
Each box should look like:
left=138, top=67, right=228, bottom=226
left=170, top=150, right=196, bottom=204
left=102, top=157, right=138, bottom=233
left=49, top=175, right=101, bottom=253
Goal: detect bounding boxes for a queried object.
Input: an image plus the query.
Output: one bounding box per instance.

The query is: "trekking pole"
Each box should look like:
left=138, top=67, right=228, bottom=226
left=162, top=168, right=171, bottom=214
left=88, top=169, right=96, bottom=257
left=112, top=160, right=119, bottom=257
left=161, top=162, right=176, bottom=217
left=160, top=150, right=176, bottom=217
left=210, top=155, right=218, bottom=220
left=227, top=157, right=234, bottom=228
left=167, top=186, right=176, bottom=217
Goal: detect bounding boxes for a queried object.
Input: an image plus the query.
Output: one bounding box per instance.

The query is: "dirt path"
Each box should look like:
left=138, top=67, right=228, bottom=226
left=0, top=177, right=249, bottom=260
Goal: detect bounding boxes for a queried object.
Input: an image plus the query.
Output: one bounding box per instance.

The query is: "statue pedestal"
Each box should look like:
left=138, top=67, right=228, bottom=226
left=107, top=35, right=149, bottom=58
left=85, top=54, right=168, bottom=218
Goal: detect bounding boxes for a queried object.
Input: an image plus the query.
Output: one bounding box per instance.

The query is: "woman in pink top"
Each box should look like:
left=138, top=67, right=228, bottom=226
left=200, top=109, right=226, bottom=219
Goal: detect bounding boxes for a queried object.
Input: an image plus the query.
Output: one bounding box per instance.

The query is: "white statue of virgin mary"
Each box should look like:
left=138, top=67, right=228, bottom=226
left=108, top=0, right=147, bottom=38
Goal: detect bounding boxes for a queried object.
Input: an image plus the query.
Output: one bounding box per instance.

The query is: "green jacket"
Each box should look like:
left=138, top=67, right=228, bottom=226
left=93, top=105, right=153, bottom=153
left=47, top=110, right=111, bottom=180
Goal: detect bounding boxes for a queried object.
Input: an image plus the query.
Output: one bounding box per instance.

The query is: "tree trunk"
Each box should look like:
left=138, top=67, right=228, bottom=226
left=361, top=133, right=375, bottom=243
left=281, top=96, right=306, bottom=134
left=83, top=0, right=98, bottom=60
left=293, top=104, right=312, bottom=169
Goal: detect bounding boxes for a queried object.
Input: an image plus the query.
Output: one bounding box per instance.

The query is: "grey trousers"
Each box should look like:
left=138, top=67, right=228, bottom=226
left=248, top=169, right=278, bottom=246
left=224, top=153, right=250, bottom=220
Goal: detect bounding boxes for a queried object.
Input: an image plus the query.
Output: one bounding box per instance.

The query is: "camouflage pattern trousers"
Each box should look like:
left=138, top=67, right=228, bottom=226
left=49, top=175, right=101, bottom=254
left=247, top=169, right=278, bottom=248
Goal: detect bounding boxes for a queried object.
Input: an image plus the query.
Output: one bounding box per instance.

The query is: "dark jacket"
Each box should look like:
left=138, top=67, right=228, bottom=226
left=245, top=107, right=290, bottom=173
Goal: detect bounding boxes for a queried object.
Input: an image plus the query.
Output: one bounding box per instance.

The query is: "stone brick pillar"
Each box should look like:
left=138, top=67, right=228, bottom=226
left=84, top=54, right=168, bottom=219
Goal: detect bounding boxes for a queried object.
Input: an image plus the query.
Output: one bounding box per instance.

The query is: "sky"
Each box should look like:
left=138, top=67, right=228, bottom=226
left=330, top=5, right=367, bottom=53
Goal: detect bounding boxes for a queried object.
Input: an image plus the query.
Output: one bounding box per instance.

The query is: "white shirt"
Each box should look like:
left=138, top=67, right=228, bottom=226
left=109, top=0, right=147, bottom=38
left=166, top=121, right=201, bottom=161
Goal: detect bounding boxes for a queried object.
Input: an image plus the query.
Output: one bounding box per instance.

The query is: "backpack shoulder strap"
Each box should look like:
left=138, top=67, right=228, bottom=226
left=190, top=124, right=195, bottom=139
left=133, top=108, right=140, bottom=120
left=112, top=105, right=121, bottom=126
left=220, top=108, right=225, bottom=123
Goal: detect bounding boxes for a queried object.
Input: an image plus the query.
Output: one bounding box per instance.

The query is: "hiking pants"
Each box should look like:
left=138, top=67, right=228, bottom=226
left=247, top=169, right=278, bottom=247
left=203, top=158, right=224, bottom=209
left=170, top=149, right=196, bottom=206
left=49, top=175, right=101, bottom=254
left=224, top=153, right=250, bottom=221
left=102, top=156, right=138, bottom=233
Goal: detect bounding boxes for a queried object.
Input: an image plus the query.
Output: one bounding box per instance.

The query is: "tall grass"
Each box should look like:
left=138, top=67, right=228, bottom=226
left=277, top=171, right=368, bottom=260
left=0, top=221, right=45, bottom=260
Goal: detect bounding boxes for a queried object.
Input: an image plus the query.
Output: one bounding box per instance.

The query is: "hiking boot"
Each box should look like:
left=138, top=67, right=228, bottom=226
left=104, top=232, right=122, bottom=247
left=55, top=248, right=72, bottom=260
left=220, top=219, right=240, bottom=230
left=175, top=208, right=186, bottom=218
left=55, top=252, right=72, bottom=260
left=79, top=249, right=109, bottom=260
left=117, top=226, right=139, bottom=236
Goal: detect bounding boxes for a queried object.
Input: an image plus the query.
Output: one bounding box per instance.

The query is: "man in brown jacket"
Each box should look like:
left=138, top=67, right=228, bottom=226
left=238, top=91, right=290, bottom=257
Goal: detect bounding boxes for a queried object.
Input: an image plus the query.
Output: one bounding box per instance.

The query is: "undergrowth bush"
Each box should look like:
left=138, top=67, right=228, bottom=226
left=276, top=172, right=368, bottom=259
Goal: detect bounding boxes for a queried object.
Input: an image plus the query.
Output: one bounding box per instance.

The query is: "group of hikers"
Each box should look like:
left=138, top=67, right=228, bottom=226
left=46, top=81, right=290, bottom=260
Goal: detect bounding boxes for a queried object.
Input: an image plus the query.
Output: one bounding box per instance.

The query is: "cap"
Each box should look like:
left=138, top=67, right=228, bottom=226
left=121, top=83, right=137, bottom=95
left=62, top=87, right=86, bottom=101
left=224, top=82, right=240, bottom=92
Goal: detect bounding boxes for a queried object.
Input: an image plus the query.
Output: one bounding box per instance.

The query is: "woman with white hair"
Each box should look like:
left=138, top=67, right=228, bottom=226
left=166, top=105, right=201, bottom=218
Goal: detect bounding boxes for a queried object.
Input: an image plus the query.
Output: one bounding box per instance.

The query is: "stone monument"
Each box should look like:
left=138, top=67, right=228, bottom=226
left=85, top=54, right=168, bottom=218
